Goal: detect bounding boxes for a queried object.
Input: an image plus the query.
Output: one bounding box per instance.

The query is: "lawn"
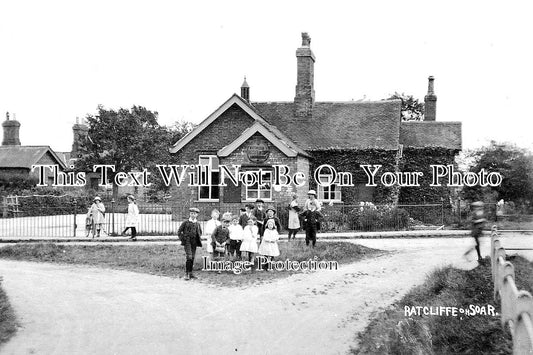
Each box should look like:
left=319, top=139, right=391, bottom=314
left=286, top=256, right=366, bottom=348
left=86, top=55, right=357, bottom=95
left=352, top=256, right=533, bottom=354
left=0, top=241, right=384, bottom=287
left=0, top=277, right=17, bottom=346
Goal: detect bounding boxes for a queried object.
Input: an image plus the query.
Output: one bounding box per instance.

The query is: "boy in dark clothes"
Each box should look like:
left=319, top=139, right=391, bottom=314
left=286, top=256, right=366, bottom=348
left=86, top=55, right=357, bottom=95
left=212, top=212, right=231, bottom=260
left=252, top=199, right=266, bottom=237
left=239, top=204, right=253, bottom=228
left=302, top=201, right=320, bottom=247
left=177, top=207, right=203, bottom=280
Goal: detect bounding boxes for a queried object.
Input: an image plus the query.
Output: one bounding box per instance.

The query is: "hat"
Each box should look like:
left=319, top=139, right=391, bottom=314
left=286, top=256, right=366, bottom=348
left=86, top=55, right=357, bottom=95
left=255, top=199, right=264, bottom=204
left=189, top=207, right=200, bottom=213
left=308, top=190, right=317, bottom=196
left=93, top=196, right=101, bottom=201
left=222, top=212, right=233, bottom=221
left=127, top=195, right=135, bottom=200
left=265, top=205, right=276, bottom=214
left=472, top=201, right=484, bottom=207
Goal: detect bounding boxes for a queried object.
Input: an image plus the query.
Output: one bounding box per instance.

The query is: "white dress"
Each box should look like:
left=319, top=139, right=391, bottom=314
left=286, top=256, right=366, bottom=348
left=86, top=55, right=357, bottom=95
left=203, top=219, right=220, bottom=253
left=288, top=200, right=300, bottom=229
left=125, top=203, right=139, bottom=228
left=258, top=228, right=280, bottom=257
left=240, top=225, right=259, bottom=253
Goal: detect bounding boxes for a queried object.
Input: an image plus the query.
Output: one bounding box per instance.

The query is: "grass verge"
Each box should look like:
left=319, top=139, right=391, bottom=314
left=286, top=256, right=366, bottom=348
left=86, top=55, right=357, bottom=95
left=0, top=277, right=18, bottom=346
left=352, top=256, right=533, bottom=354
left=0, top=241, right=383, bottom=287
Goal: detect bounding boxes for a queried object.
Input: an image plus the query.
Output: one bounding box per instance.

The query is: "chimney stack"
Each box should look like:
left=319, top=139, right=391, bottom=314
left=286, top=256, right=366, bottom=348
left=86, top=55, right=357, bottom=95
left=424, top=76, right=437, bottom=121
left=2, top=112, right=21, bottom=146
left=241, top=76, right=250, bottom=102
left=294, top=32, right=315, bottom=117
left=72, top=117, right=89, bottom=158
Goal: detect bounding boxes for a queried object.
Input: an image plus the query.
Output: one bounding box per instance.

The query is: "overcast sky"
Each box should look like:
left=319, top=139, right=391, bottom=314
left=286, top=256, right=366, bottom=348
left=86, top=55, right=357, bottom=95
left=1, top=0, right=531, bottom=153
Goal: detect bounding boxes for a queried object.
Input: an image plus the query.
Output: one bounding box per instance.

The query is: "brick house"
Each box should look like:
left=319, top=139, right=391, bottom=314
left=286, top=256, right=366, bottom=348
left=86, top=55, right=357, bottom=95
left=169, top=33, right=461, bottom=212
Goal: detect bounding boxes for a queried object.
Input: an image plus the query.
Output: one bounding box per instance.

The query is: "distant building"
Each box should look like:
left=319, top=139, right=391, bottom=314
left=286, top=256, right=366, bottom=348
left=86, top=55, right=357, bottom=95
left=0, top=113, right=67, bottom=184
left=169, top=33, right=462, bottom=209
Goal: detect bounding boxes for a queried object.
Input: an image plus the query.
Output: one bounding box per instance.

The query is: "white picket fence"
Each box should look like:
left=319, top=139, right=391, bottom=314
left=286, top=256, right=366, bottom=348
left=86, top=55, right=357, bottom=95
left=491, top=225, right=533, bottom=354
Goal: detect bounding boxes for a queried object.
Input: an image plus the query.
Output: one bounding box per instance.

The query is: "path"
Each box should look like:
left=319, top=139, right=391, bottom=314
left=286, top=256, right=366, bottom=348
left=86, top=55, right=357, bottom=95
left=0, top=236, right=530, bottom=355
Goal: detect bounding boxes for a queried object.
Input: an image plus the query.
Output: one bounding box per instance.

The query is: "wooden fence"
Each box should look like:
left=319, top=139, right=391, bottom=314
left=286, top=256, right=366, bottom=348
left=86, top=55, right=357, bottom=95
left=491, top=225, right=533, bottom=354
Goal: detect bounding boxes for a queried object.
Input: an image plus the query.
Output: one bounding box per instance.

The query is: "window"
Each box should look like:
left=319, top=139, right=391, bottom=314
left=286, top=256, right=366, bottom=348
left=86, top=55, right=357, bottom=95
left=245, top=170, right=272, bottom=201
left=198, top=155, right=220, bottom=201
left=317, top=174, right=342, bottom=202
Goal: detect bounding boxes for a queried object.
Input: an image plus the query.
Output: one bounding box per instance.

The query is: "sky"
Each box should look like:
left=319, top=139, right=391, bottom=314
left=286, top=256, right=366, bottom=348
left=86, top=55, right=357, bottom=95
left=0, top=0, right=532, bottom=153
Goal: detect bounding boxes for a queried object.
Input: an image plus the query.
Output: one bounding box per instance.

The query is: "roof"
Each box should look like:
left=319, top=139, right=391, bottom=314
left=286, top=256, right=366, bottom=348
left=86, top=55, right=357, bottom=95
left=400, top=121, right=462, bottom=150
left=170, top=94, right=309, bottom=157
left=0, top=146, right=68, bottom=170
left=218, top=121, right=300, bottom=158
left=252, top=100, right=402, bottom=150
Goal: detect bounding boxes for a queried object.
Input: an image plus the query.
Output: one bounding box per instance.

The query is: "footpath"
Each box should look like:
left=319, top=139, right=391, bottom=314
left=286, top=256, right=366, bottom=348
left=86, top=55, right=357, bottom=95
left=0, top=229, right=474, bottom=243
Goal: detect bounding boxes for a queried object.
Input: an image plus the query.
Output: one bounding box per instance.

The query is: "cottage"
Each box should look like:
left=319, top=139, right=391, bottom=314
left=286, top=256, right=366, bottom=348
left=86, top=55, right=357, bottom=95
left=169, top=33, right=461, bottom=211
left=0, top=113, right=67, bottom=184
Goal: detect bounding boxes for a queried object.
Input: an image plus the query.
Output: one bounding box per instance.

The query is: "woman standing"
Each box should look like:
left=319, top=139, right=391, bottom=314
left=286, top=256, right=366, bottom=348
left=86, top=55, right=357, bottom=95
left=287, top=195, right=300, bottom=241
left=122, top=195, right=139, bottom=241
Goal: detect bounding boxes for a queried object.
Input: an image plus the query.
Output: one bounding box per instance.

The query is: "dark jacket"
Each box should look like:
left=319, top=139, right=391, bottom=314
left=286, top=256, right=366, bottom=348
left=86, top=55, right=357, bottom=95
left=177, top=220, right=203, bottom=247
left=263, top=216, right=282, bottom=234
left=302, top=210, right=320, bottom=231
left=211, top=225, right=230, bottom=245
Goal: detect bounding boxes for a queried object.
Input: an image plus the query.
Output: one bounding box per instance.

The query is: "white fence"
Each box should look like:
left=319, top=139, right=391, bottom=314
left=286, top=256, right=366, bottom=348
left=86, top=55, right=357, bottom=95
left=491, top=225, right=533, bottom=354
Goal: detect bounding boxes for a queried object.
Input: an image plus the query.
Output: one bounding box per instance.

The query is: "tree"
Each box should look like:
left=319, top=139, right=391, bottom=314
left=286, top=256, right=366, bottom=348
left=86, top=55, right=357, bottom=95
left=76, top=105, right=185, bottom=199
left=387, top=92, right=424, bottom=121
left=462, top=141, right=533, bottom=209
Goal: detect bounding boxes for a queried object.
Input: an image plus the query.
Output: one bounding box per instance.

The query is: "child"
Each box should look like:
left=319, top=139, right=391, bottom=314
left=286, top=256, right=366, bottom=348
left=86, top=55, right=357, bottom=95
left=465, top=201, right=486, bottom=262
left=258, top=218, right=280, bottom=269
left=287, top=195, right=301, bottom=241
left=302, top=201, right=320, bottom=247
left=85, top=207, right=93, bottom=238
left=240, top=217, right=259, bottom=264
left=177, top=207, right=203, bottom=280
left=212, top=212, right=231, bottom=260
left=228, top=215, right=244, bottom=260
left=203, top=209, right=221, bottom=254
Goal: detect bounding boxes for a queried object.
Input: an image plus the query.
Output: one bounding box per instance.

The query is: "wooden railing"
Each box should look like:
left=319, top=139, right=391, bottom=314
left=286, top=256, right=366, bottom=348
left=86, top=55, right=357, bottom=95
left=491, top=225, right=533, bottom=354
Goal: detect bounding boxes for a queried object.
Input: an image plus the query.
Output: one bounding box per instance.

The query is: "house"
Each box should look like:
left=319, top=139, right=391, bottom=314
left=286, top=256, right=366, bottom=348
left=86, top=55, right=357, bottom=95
left=169, top=33, right=462, bottom=211
left=0, top=113, right=67, bottom=184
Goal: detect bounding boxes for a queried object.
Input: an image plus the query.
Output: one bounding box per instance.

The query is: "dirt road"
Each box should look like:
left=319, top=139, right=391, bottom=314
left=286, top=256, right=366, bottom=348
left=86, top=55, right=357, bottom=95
left=0, top=236, right=529, bottom=355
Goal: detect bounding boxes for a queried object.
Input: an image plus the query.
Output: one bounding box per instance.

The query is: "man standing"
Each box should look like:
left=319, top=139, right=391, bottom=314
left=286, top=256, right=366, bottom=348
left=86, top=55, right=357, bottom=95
left=177, top=207, right=203, bottom=280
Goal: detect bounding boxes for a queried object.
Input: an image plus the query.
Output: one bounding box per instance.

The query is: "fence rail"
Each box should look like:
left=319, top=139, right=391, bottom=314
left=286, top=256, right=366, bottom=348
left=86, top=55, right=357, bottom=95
left=490, top=225, right=533, bottom=354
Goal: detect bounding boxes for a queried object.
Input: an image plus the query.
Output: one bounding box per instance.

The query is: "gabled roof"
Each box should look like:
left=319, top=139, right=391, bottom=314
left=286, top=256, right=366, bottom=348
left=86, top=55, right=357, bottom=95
left=400, top=121, right=462, bottom=150
left=0, top=146, right=68, bottom=170
left=252, top=100, right=402, bottom=150
left=170, top=94, right=308, bottom=156
left=218, top=121, right=300, bottom=158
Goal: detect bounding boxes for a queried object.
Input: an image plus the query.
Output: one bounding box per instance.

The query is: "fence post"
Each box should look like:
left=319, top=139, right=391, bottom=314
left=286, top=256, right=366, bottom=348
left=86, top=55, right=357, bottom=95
left=111, top=199, right=116, bottom=236
left=73, top=199, right=77, bottom=237
left=457, top=198, right=461, bottom=227
left=441, top=197, right=444, bottom=225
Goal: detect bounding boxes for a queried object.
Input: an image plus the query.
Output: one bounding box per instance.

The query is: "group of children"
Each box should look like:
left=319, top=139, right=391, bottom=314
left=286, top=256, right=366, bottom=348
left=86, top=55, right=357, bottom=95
left=202, top=201, right=283, bottom=268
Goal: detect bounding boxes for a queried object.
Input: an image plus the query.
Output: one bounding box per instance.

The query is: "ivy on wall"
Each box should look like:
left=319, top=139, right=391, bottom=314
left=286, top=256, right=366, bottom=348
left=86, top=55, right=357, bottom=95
left=308, top=148, right=458, bottom=205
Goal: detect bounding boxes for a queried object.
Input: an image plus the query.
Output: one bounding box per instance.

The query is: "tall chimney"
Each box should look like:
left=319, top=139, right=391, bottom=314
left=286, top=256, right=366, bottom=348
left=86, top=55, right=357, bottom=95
left=71, top=117, right=89, bottom=158
left=2, top=112, right=21, bottom=146
left=424, top=76, right=437, bottom=121
left=294, top=32, right=315, bottom=117
left=241, top=76, right=250, bottom=102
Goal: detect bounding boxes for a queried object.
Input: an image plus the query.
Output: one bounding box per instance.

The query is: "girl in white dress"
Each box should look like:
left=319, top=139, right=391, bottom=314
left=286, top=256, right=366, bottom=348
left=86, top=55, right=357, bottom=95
left=239, top=217, right=259, bottom=263
left=258, top=219, right=280, bottom=263
left=203, top=209, right=220, bottom=254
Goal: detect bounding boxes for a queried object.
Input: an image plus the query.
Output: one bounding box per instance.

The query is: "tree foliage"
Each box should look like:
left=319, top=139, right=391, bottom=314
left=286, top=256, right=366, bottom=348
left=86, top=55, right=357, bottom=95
left=76, top=105, right=194, bottom=199
left=387, top=92, right=424, bottom=121
left=462, top=141, right=533, bottom=208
